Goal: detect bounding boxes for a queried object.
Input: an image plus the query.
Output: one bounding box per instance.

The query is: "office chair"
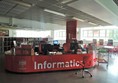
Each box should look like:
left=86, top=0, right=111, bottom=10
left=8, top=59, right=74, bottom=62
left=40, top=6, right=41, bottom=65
left=76, top=56, right=92, bottom=78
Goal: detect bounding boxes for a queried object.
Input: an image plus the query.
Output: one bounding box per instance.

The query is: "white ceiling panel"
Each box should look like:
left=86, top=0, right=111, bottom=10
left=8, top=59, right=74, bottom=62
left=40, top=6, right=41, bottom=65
left=68, top=0, right=118, bottom=26
left=0, top=0, right=117, bottom=30
left=7, top=5, right=29, bottom=15
left=0, top=0, right=15, bottom=7
left=0, top=0, right=15, bottom=15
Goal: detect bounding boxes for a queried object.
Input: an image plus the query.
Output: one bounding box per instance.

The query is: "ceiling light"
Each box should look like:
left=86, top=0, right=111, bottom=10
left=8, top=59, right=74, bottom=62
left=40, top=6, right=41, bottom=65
left=44, top=9, right=66, bottom=17
left=72, top=17, right=85, bottom=22
left=13, top=0, right=32, bottom=7
left=88, top=22, right=97, bottom=25
left=61, top=0, right=73, bottom=4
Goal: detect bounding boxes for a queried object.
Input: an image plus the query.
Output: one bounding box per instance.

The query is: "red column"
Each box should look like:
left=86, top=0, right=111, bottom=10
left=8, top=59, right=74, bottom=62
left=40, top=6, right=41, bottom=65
left=66, top=20, right=77, bottom=43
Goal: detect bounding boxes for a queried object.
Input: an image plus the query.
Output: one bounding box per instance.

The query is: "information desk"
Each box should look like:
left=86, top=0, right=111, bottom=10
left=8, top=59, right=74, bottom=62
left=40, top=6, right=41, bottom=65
left=5, top=53, right=96, bottom=73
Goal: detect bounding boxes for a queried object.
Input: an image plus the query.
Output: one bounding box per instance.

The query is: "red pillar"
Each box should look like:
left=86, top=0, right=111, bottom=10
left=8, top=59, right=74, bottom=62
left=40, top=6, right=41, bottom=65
left=66, top=20, right=77, bottom=43
left=63, top=20, right=77, bottom=52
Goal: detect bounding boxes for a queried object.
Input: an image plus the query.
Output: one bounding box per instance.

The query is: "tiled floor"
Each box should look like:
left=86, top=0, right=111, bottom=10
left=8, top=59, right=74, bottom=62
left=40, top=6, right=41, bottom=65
left=0, top=55, right=118, bottom=83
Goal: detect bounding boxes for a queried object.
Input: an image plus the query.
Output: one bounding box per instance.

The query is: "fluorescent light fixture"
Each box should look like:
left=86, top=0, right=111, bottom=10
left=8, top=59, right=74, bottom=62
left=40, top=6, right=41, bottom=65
left=8, top=0, right=32, bottom=7
left=88, top=22, right=97, bottom=25
left=44, top=9, right=66, bottom=17
left=72, top=17, right=85, bottom=22
left=61, top=0, right=73, bottom=4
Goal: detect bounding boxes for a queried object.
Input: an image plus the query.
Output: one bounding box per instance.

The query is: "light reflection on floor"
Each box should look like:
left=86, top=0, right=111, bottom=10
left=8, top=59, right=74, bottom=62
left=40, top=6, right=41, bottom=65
left=108, top=55, right=118, bottom=76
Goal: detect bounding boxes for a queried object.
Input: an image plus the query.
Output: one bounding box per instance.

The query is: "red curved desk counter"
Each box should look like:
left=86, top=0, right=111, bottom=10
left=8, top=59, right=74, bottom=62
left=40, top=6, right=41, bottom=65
left=5, top=53, right=96, bottom=73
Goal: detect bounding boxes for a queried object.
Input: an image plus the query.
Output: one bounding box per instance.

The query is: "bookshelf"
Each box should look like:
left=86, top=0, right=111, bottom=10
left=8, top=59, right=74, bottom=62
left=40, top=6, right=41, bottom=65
left=4, top=37, right=16, bottom=51
left=0, top=37, right=4, bottom=53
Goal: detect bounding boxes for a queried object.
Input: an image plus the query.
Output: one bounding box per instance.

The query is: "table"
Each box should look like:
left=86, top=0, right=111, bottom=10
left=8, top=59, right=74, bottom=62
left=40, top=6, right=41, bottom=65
left=97, top=46, right=114, bottom=68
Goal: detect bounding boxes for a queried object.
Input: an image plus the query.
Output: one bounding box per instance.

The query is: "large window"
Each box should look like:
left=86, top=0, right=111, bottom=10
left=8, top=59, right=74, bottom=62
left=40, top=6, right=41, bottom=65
left=80, top=26, right=118, bottom=42
left=106, top=30, right=110, bottom=37
left=94, top=30, right=99, bottom=37
left=100, top=30, right=105, bottom=37
left=88, top=30, right=93, bottom=37
left=54, top=30, right=66, bottom=40
left=83, top=30, right=87, bottom=37
left=16, top=30, right=51, bottom=38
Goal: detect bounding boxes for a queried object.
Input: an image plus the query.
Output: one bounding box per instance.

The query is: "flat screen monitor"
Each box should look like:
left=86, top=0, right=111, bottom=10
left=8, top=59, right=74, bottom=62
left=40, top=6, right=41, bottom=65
left=53, top=40, right=59, bottom=45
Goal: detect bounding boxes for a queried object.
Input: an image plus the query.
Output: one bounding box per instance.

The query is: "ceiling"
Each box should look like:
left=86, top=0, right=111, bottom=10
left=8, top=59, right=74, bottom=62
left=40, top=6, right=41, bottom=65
left=0, top=0, right=118, bottom=30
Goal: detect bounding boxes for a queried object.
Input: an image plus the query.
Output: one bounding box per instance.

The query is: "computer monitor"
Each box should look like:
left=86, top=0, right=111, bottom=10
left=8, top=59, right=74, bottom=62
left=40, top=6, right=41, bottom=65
left=41, top=44, right=53, bottom=55
left=53, top=40, right=59, bottom=45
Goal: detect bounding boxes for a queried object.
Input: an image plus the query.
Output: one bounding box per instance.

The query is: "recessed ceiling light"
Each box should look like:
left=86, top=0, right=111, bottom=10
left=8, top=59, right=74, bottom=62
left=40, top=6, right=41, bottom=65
left=72, top=17, right=85, bottom=22
left=61, top=0, right=73, bottom=4
left=88, top=22, right=97, bottom=25
left=12, top=0, right=32, bottom=7
left=44, top=9, right=66, bottom=17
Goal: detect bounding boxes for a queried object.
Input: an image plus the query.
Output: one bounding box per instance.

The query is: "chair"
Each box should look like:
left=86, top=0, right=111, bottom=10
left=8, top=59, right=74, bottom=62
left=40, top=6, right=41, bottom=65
left=76, top=56, right=92, bottom=78
left=97, top=48, right=109, bottom=68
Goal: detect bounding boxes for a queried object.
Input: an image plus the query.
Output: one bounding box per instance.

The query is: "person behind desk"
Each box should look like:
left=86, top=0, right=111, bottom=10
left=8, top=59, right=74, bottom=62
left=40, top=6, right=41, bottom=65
left=86, top=43, right=93, bottom=53
left=78, top=40, right=86, bottom=51
left=70, top=40, right=79, bottom=54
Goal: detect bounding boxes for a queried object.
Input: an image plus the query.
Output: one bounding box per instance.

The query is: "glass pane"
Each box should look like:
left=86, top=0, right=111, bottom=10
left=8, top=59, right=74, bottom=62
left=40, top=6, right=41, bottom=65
left=83, top=30, right=87, bottom=37
left=88, top=30, right=93, bottom=37
left=94, top=30, right=99, bottom=37
left=100, top=30, right=105, bottom=37
left=106, top=30, right=110, bottom=37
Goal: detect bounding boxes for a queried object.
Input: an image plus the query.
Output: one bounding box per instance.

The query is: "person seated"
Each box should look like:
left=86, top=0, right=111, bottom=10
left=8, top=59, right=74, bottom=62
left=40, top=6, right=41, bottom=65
left=78, top=40, right=86, bottom=52
left=86, top=43, right=93, bottom=53
left=70, top=40, right=79, bottom=54
left=53, top=44, right=60, bottom=51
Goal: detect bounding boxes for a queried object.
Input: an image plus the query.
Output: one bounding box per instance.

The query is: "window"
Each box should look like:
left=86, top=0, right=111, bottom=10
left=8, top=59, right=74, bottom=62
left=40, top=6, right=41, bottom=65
left=106, top=30, right=113, bottom=38
left=59, top=31, right=63, bottom=37
left=106, top=30, right=110, bottom=37
left=80, top=26, right=118, bottom=41
left=54, top=30, right=66, bottom=40
left=100, top=30, right=105, bottom=37
left=88, top=30, right=93, bottom=37
left=16, top=30, right=51, bottom=38
left=94, top=30, right=99, bottom=37
left=83, top=30, right=87, bottom=37
left=62, top=31, right=66, bottom=37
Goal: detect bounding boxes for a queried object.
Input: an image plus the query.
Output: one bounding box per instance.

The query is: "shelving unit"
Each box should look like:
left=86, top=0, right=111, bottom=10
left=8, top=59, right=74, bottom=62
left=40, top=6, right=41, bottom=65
left=4, top=37, right=16, bottom=51
left=2, top=37, right=53, bottom=54
left=0, top=37, right=4, bottom=54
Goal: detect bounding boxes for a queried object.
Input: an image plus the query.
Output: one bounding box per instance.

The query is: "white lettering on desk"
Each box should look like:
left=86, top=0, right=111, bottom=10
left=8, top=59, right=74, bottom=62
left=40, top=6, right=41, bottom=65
left=34, top=59, right=82, bottom=70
